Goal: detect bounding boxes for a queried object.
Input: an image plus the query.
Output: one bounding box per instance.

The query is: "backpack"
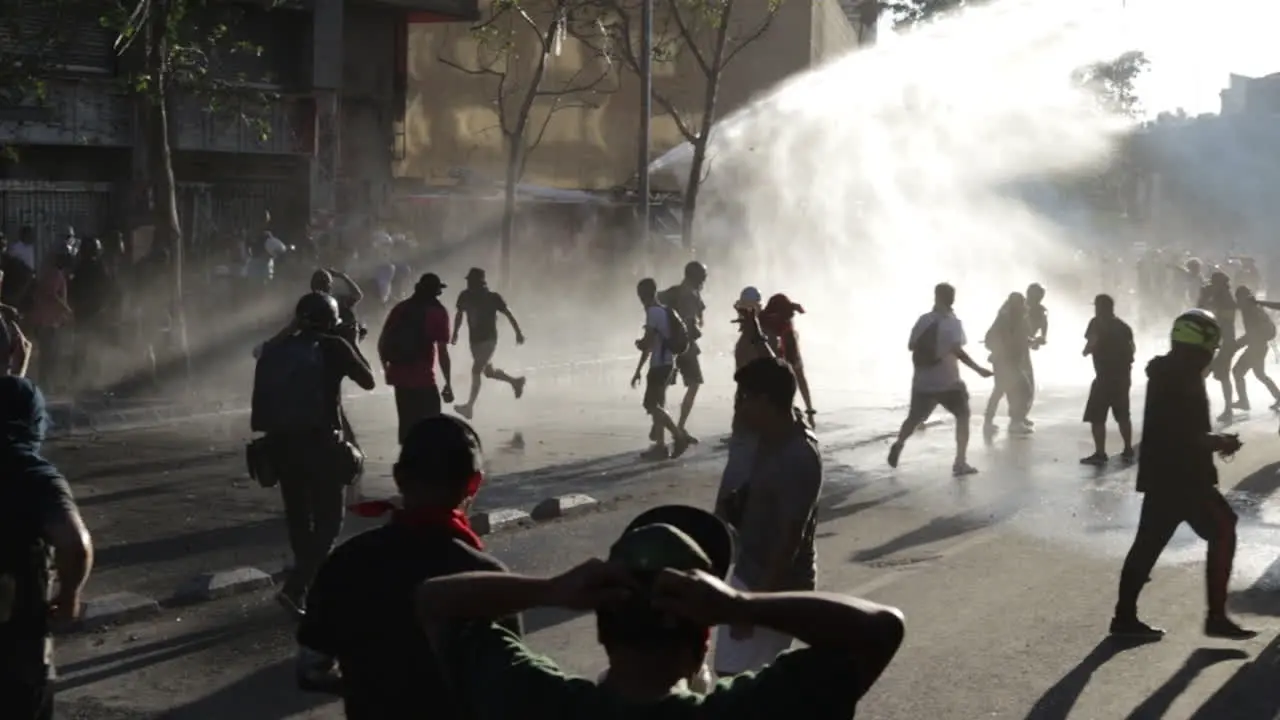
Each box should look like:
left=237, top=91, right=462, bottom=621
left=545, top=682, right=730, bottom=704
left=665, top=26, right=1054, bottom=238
left=381, top=298, right=432, bottom=365
left=0, top=501, right=51, bottom=668
left=663, top=305, right=691, bottom=356
left=912, top=320, right=942, bottom=368
left=250, top=334, right=331, bottom=434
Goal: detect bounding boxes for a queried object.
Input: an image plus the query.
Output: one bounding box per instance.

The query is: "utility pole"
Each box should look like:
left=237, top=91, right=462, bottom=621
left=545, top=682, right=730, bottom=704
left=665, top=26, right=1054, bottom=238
left=636, top=0, right=653, bottom=249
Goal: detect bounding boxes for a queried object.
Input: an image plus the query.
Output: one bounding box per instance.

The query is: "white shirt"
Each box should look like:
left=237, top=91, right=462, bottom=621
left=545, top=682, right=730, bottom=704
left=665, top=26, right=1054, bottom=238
left=645, top=305, right=673, bottom=368
left=909, top=310, right=967, bottom=393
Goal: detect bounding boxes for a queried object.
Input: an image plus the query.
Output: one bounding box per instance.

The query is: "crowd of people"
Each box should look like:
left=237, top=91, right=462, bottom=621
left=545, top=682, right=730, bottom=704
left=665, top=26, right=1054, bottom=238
left=4, top=237, right=1280, bottom=718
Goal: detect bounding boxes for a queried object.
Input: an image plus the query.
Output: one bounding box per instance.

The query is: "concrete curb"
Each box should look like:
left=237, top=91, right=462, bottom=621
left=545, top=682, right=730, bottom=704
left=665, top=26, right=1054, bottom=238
left=67, top=493, right=602, bottom=634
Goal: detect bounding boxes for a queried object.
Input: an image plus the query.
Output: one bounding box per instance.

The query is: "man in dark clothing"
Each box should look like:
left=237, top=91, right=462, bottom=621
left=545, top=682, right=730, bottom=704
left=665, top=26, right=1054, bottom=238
left=1111, top=308, right=1254, bottom=641
left=252, top=292, right=376, bottom=616
left=310, top=268, right=366, bottom=346
left=67, top=237, right=120, bottom=391
left=1230, top=285, right=1280, bottom=411
left=378, top=274, right=454, bottom=443
left=1197, top=271, right=1238, bottom=421
left=297, top=416, right=520, bottom=719
left=451, top=267, right=525, bottom=420
left=1025, top=282, right=1048, bottom=422
left=415, top=504, right=905, bottom=719
left=0, top=377, right=94, bottom=720
left=1080, top=294, right=1136, bottom=465
left=0, top=229, right=36, bottom=315
left=659, top=261, right=708, bottom=441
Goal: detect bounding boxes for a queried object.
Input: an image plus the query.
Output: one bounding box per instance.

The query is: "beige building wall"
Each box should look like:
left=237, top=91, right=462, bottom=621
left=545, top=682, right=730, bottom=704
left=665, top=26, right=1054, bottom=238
left=395, top=0, right=860, bottom=191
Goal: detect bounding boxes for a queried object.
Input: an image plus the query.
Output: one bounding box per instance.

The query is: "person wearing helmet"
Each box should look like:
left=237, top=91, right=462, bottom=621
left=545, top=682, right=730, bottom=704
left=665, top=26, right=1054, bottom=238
left=67, top=236, right=119, bottom=392
left=1198, top=271, right=1239, bottom=421
left=658, top=261, right=708, bottom=442
left=251, top=291, right=377, bottom=617
left=311, top=268, right=367, bottom=346
left=1110, top=309, right=1252, bottom=640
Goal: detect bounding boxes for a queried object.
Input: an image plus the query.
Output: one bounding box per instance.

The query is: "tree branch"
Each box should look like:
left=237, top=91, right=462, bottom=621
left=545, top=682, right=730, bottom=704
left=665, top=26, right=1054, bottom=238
left=436, top=54, right=503, bottom=78
left=722, top=9, right=776, bottom=67
left=653, top=90, right=697, bottom=143
left=665, top=0, right=711, bottom=77
left=520, top=97, right=599, bottom=175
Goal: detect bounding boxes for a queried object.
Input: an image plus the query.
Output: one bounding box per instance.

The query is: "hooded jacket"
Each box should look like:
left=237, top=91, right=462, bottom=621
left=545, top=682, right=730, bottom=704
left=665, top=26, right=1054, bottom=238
left=1136, top=353, right=1216, bottom=493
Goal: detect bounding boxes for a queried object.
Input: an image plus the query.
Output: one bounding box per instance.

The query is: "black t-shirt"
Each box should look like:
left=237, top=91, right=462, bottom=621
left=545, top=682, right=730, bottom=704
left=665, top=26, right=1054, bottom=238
left=1240, top=302, right=1276, bottom=342
left=0, top=469, right=77, bottom=682
left=456, top=288, right=507, bottom=344
left=297, top=524, right=521, bottom=720
left=1084, top=316, right=1134, bottom=378
left=1136, top=354, right=1216, bottom=494
left=659, top=284, right=705, bottom=343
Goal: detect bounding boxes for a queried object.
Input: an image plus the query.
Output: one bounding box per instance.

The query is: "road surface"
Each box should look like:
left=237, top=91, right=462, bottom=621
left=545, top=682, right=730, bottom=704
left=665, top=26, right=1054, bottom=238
left=46, top=368, right=1280, bottom=719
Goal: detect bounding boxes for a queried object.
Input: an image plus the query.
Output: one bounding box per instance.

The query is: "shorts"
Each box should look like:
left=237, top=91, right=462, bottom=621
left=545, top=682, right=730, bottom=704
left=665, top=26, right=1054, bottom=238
left=675, top=352, right=703, bottom=386
left=906, top=385, right=970, bottom=424
left=1234, top=341, right=1268, bottom=372
left=713, top=575, right=793, bottom=675
left=643, top=365, right=673, bottom=413
left=470, top=339, right=498, bottom=371
left=1083, top=375, right=1131, bottom=424
left=393, top=386, right=442, bottom=443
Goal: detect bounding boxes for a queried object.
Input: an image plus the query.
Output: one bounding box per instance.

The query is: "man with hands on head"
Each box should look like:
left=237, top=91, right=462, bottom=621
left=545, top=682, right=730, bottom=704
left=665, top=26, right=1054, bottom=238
left=415, top=504, right=905, bottom=719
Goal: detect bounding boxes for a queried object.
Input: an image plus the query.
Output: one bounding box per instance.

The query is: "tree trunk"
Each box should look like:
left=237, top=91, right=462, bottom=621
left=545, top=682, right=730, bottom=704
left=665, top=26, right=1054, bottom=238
left=680, top=4, right=733, bottom=251
left=499, top=139, right=521, bottom=291
left=147, top=0, right=190, bottom=381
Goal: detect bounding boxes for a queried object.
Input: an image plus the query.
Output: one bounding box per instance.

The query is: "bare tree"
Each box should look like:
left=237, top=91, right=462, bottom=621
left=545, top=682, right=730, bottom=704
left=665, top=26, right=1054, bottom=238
left=574, top=0, right=780, bottom=249
left=438, top=0, right=618, bottom=285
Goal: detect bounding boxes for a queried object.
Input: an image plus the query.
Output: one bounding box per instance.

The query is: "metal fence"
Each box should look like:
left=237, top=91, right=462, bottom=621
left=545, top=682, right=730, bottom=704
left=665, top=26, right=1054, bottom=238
left=0, top=180, right=119, bottom=267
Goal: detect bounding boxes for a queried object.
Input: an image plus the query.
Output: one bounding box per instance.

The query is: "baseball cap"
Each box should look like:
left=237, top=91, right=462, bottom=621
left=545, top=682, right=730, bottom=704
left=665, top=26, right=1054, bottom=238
left=416, top=272, right=447, bottom=293
left=466, top=267, right=486, bottom=281
left=609, top=505, right=734, bottom=580
left=396, top=415, right=484, bottom=493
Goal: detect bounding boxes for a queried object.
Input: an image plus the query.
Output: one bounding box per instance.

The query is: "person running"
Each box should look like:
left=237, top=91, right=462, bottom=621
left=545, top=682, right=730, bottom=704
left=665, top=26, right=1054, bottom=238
left=982, top=292, right=1033, bottom=436
left=659, top=261, right=708, bottom=442
left=1080, top=294, right=1136, bottom=465
left=630, top=278, right=693, bottom=460
left=1110, top=309, right=1254, bottom=641
left=889, top=283, right=993, bottom=476
left=1230, top=286, right=1280, bottom=411
left=1198, top=271, right=1238, bottom=421
left=414, top=505, right=906, bottom=719
left=450, top=268, right=526, bottom=420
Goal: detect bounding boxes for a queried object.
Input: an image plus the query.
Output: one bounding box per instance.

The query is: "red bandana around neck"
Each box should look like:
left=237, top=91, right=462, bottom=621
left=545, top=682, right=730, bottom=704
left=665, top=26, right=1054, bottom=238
left=348, top=501, right=484, bottom=550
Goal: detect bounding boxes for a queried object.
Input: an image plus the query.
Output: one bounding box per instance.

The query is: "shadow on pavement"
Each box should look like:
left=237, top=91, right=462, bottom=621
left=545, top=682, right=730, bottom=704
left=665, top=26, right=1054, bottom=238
left=1188, top=631, right=1280, bottom=719
left=849, top=510, right=994, bottom=564
left=1024, top=637, right=1160, bottom=720
left=72, top=449, right=238, bottom=482
left=1227, top=461, right=1280, bottom=520
left=57, top=611, right=281, bottom=692
left=1121, top=648, right=1249, bottom=720
left=74, top=484, right=172, bottom=509
left=95, top=519, right=282, bottom=571
left=162, top=658, right=333, bottom=719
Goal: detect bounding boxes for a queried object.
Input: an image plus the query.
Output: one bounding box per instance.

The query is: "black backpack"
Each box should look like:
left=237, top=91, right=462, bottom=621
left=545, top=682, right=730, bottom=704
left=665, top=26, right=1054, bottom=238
left=911, top=321, right=942, bottom=368
left=251, top=335, right=330, bottom=434
left=0, top=502, right=51, bottom=666
left=663, top=306, right=691, bottom=356
left=381, top=298, right=434, bottom=365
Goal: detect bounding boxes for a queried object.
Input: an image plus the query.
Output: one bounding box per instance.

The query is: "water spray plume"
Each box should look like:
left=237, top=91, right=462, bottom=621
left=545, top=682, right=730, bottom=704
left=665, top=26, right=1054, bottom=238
left=654, top=0, right=1147, bottom=393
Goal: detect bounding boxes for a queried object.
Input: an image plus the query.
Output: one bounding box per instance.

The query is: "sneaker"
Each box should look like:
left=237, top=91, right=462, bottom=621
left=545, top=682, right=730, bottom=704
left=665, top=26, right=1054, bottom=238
left=454, top=404, right=473, bottom=420
left=1022, top=418, right=1035, bottom=427
left=1009, top=422, right=1034, bottom=436
left=1120, top=447, right=1136, bottom=463
left=1080, top=453, right=1108, bottom=466
left=982, top=419, right=998, bottom=433
left=952, top=462, right=978, bottom=477
left=1109, top=616, right=1165, bottom=639
left=1232, top=401, right=1251, bottom=411
left=1204, top=615, right=1258, bottom=640
left=888, top=441, right=904, bottom=468
left=640, top=444, right=670, bottom=461
left=1217, top=410, right=1235, bottom=423
left=671, top=434, right=692, bottom=459
left=513, top=377, right=526, bottom=400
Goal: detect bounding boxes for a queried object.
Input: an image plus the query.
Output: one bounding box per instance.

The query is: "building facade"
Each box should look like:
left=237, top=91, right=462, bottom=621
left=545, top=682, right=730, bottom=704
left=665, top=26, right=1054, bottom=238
left=0, top=0, right=474, bottom=263
left=396, top=0, right=879, bottom=194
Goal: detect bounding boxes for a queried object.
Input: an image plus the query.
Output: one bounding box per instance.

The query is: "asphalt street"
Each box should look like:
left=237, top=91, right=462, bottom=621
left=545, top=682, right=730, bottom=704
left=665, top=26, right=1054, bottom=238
left=42, top=359, right=1280, bottom=718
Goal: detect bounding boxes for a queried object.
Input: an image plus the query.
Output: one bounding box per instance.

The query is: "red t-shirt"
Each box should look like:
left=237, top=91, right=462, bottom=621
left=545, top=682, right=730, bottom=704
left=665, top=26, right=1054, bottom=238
left=382, top=299, right=450, bottom=388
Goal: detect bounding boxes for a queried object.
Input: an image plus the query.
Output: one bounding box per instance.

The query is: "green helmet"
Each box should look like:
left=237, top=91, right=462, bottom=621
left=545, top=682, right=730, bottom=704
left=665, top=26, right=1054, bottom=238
left=1171, top=308, right=1221, bottom=352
